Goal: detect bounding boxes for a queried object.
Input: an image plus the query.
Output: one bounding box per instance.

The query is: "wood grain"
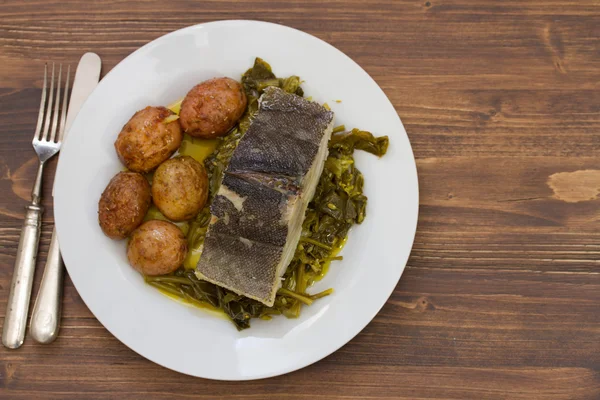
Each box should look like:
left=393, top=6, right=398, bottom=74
left=1, top=0, right=600, bottom=399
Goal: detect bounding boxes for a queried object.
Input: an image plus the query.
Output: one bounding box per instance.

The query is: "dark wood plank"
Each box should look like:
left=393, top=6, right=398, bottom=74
left=1, top=0, right=600, bottom=399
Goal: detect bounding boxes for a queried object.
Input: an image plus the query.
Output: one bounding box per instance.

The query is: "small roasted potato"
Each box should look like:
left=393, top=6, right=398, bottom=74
left=98, top=171, right=151, bottom=240
left=152, top=156, right=208, bottom=221
left=179, top=77, right=247, bottom=138
left=127, top=220, right=187, bottom=276
left=114, top=106, right=182, bottom=173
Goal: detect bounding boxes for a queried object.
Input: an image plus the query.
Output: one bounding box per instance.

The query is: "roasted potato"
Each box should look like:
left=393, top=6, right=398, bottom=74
left=127, top=220, right=187, bottom=276
left=179, top=77, right=247, bottom=138
left=152, top=156, right=208, bottom=221
left=98, top=171, right=151, bottom=239
left=114, top=106, right=182, bottom=173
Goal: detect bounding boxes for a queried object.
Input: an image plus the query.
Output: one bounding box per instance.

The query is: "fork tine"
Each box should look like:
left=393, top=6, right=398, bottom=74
left=49, top=64, right=62, bottom=143
left=33, top=64, right=48, bottom=142
left=40, top=63, right=55, bottom=142
left=57, top=65, right=71, bottom=143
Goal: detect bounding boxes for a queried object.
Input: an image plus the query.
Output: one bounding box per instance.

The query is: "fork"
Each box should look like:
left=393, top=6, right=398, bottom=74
left=2, top=64, right=70, bottom=349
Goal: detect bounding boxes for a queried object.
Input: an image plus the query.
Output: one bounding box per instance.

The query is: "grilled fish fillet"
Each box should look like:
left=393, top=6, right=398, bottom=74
left=195, top=87, right=334, bottom=306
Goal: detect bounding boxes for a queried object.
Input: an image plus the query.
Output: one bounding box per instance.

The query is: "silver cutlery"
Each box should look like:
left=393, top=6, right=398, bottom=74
left=2, top=64, right=71, bottom=349
left=30, top=53, right=102, bottom=344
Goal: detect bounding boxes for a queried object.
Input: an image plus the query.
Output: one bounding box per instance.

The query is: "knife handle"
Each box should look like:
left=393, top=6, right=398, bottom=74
left=30, top=228, right=64, bottom=344
left=2, top=203, right=44, bottom=349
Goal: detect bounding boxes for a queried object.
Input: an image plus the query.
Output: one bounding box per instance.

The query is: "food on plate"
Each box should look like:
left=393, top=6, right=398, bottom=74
left=152, top=156, right=209, bottom=221
left=114, top=106, right=182, bottom=172
left=178, top=136, right=219, bottom=164
left=98, top=171, right=151, bottom=239
left=127, top=220, right=187, bottom=276
left=149, top=125, right=388, bottom=329
left=99, top=57, right=389, bottom=329
left=179, top=77, right=247, bottom=139
left=195, top=87, right=334, bottom=306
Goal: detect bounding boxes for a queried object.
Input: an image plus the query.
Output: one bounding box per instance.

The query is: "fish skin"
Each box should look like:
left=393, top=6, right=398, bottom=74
left=228, top=86, right=334, bottom=178
left=196, top=87, right=334, bottom=306
left=199, top=232, right=283, bottom=300
left=209, top=173, right=295, bottom=247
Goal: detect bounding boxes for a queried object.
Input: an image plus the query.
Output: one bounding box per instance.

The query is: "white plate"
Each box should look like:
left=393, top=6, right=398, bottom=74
left=54, top=20, right=419, bottom=380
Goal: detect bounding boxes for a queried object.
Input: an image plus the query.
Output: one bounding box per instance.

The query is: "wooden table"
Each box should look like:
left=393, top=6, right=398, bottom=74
left=1, top=1, right=599, bottom=398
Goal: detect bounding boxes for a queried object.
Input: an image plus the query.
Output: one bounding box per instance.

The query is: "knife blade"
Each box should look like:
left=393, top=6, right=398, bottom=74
left=53, top=52, right=102, bottom=194
left=30, top=53, right=102, bottom=344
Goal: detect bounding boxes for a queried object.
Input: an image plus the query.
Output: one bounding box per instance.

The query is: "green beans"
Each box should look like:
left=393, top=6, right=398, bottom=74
left=277, top=288, right=314, bottom=306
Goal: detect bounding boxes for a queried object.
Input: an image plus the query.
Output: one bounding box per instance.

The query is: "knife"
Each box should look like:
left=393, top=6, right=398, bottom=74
left=30, top=53, right=102, bottom=344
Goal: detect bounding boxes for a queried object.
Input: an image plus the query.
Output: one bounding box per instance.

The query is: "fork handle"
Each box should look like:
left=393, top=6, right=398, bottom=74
left=2, top=203, right=44, bottom=349
left=30, top=227, right=64, bottom=344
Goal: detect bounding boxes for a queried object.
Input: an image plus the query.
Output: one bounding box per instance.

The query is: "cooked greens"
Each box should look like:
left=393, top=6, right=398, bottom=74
left=144, top=58, right=389, bottom=330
